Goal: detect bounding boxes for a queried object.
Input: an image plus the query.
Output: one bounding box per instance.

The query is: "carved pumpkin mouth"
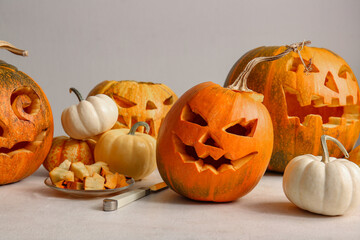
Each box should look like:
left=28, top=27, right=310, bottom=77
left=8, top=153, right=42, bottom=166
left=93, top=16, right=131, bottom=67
left=284, top=89, right=358, bottom=128
left=173, top=135, right=257, bottom=174
left=0, top=130, right=47, bottom=157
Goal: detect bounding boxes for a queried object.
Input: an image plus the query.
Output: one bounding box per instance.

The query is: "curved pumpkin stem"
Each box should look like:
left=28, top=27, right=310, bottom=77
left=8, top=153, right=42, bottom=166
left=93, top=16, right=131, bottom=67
left=0, top=40, right=28, bottom=56
left=128, top=122, right=150, bottom=135
left=69, top=88, right=84, bottom=102
left=321, top=135, right=349, bottom=164
left=228, top=40, right=312, bottom=92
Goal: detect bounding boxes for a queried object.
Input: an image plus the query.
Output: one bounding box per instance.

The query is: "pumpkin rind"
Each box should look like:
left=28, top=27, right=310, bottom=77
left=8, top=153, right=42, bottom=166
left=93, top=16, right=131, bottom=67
left=0, top=60, right=53, bottom=184
left=87, top=80, right=178, bottom=138
left=225, top=46, right=360, bottom=172
left=156, top=82, right=273, bottom=202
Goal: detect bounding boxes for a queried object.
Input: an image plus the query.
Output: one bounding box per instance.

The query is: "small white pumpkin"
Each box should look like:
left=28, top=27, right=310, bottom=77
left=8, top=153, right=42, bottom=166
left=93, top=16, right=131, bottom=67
left=283, top=135, right=360, bottom=216
left=61, top=88, right=118, bottom=140
left=94, top=122, right=156, bottom=180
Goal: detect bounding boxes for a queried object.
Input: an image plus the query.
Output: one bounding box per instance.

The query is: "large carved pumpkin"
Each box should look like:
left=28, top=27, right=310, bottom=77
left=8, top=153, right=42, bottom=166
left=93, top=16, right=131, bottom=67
left=0, top=41, right=54, bottom=184
left=88, top=80, right=177, bottom=138
left=225, top=45, right=360, bottom=172
left=157, top=82, right=273, bottom=202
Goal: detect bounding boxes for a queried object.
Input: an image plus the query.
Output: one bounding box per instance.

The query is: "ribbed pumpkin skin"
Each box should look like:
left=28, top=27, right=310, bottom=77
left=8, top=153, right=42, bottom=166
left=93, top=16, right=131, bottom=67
left=0, top=60, right=53, bottom=184
left=157, top=82, right=273, bottom=202
left=43, top=136, right=95, bottom=172
left=225, top=46, right=360, bottom=172
left=88, top=80, right=178, bottom=138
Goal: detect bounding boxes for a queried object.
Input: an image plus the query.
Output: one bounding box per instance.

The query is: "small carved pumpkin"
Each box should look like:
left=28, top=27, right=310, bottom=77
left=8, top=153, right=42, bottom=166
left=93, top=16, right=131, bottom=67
left=87, top=80, right=178, bottom=138
left=0, top=41, right=54, bottom=184
left=225, top=45, right=360, bottom=172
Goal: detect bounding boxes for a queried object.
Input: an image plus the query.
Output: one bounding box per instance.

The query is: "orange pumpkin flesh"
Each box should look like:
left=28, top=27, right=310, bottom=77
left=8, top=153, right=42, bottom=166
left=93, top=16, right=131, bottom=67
left=0, top=60, right=54, bottom=184
left=225, top=46, right=360, bottom=172
left=156, top=82, right=273, bottom=202
left=87, top=80, right=178, bottom=138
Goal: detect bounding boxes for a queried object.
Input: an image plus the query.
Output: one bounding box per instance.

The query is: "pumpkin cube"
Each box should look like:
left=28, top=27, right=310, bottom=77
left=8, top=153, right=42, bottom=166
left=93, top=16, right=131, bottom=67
left=58, top=159, right=72, bottom=170
left=85, top=162, right=107, bottom=176
left=84, top=173, right=105, bottom=190
left=49, top=167, right=74, bottom=184
left=70, top=162, right=90, bottom=180
left=100, top=166, right=111, bottom=177
left=104, top=173, right=117, bottom=189
left=116, top=173, right=128, bottom=188
left=66, top=181, right=84, bottom=190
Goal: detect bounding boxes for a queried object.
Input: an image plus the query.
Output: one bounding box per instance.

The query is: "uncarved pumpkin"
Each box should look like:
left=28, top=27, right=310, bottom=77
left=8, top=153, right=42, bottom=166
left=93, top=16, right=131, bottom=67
left=0, top=41, right=54, bottom=184
left=43, top=136, right=95, bottom=172
left=225, top=45, right=360, bottom=172
left=87, top=80, right=177, bottom=138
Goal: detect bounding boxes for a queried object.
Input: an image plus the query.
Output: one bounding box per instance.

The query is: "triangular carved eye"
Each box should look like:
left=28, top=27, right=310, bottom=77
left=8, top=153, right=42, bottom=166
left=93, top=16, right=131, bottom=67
left=324, top=71, right=339, bottom=93
left=163, top=96, right=174, bottom=105
left=146, top=101, right=157, bottom=110
left=225, top=119, right=257, bottom=137
left=113, top=95, right=137, bottom=108
left=181, top=105, right=207, bottom=127
left=338, top=65, right=355, bottom=81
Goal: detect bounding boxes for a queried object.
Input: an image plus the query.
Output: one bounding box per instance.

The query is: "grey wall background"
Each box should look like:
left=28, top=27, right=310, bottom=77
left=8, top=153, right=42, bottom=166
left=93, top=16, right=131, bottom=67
left=1, top=0, right=360, bottom=144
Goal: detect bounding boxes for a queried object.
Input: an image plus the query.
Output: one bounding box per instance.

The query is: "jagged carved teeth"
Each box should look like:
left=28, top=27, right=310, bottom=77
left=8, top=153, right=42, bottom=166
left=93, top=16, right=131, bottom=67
left=0, top=130, right=47, bottom=157
left=284, top=90, right=350, bottom=127
left=177, top=142, right=257, bottom=174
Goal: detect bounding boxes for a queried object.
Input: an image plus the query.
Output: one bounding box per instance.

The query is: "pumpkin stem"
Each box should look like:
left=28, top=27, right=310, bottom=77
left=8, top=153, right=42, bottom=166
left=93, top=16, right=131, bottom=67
left=0, top=40, right=28, bottom=57
left=69, top=88, right=84, bottom=102
left=128, top=122, right=150, bottom=135
left=228, top=40, right=312, bottom=92
left=321, top=135, right=349, bottom=164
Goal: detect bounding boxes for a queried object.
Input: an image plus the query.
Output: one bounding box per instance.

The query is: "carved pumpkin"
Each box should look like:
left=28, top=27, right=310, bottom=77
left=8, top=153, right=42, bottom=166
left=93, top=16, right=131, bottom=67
left=157, top=81, right=274, bottom=202
left=225, top=45, right=360, bottom=172
left=87, top=80, right=178, bottom=138
left=0, top=41, right=54, bottom=184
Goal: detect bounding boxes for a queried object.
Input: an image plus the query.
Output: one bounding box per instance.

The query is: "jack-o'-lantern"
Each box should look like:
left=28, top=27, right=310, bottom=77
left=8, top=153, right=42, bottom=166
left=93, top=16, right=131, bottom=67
left=157, top=81, right=273, bottom=202
left=0, top=41, right=54, bottom=184
left=88, top=80, right=177, bottom=138
left=225, top=44, right=360, bottom=172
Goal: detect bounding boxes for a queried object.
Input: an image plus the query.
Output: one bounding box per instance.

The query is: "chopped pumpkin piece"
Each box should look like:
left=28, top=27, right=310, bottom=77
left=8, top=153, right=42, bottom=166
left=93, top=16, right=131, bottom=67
left=116, top=173, right=129, bottom=188
left=84, top=173, right=105, bottom=190
left=70, top=162, right=89, bottom=180
left=49, top=167, right=74, bottom=184
left=58, top=159, right=72, bottom=170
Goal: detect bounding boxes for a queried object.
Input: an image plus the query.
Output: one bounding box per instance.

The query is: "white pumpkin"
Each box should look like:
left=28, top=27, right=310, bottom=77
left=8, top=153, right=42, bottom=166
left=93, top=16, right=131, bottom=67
left=283, top=135, right=360, bottom=216
left=61, top=88, right=118, bottom=140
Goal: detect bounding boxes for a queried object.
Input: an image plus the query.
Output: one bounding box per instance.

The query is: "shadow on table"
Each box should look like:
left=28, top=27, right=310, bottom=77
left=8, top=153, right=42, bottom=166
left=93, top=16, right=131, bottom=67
left=244, top=201, right=332, bottom=218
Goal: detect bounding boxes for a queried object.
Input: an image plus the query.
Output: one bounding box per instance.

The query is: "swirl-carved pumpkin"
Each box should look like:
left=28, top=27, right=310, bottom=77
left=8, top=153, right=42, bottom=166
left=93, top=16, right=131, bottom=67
left=0, top=41, right=54, bottom=184
left=225, top=45, right=360, bottom=172
left=87, top=80, right=177, bottom=138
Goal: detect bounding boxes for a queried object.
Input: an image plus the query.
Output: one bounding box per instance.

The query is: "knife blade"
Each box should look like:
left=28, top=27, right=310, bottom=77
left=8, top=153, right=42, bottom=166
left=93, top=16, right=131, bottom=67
left=103, top=182, right=168, bottom=211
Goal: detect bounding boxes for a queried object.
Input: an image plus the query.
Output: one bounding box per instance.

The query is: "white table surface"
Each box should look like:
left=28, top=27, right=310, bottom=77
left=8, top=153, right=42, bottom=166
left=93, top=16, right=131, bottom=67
left=1, top=166, right=359, bottom=240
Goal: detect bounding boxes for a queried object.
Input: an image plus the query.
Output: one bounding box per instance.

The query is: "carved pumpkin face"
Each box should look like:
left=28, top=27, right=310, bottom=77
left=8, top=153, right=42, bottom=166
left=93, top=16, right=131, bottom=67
left=225, top=46, right=360, bottom=172
left=0, top=61, right=54, bottom=184
left=88, top=80, right=177, bottom=138
left=157, top=82, right=273, bottom=202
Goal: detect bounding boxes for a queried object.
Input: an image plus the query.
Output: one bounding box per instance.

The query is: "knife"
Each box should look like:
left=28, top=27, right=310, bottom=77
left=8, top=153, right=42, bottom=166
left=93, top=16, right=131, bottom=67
left=103, top=182, right=168, bottom=211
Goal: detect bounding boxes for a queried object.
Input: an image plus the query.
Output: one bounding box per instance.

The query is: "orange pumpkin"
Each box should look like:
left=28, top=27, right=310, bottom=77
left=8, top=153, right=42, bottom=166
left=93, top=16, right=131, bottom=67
left=157, top=81, right=273, bottom=202
left=87, top=80, right=178, bottom=138
left=43, top=136, right=95, bottom=172
left=225, top=45, right=360, bottom=172
left=0, top=41, right=54, bottom=184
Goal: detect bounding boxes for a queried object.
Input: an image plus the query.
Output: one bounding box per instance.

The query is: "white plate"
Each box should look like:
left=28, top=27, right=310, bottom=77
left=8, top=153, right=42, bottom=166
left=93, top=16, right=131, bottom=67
left=44, top=177, right=135, bottom=197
